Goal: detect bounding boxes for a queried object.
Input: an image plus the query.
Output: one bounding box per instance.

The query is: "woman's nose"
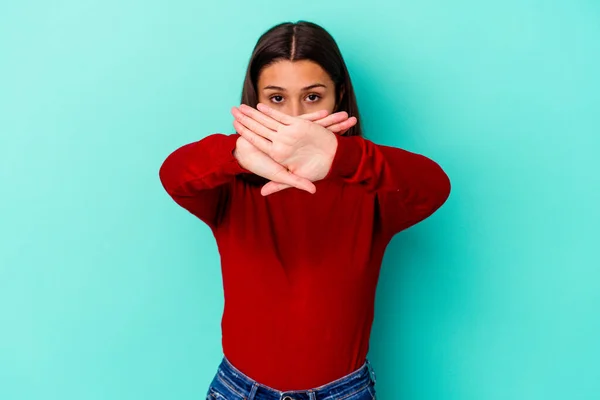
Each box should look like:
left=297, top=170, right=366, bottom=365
left=289, top=102, right=307, bottom=117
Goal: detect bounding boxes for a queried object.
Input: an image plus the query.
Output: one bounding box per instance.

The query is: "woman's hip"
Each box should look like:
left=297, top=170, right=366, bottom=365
left=205, top=356, right=377, bottom=400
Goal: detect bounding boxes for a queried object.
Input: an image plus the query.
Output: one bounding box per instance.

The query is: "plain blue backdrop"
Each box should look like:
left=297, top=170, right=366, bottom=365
left=1, top=1, right=599, bottom=399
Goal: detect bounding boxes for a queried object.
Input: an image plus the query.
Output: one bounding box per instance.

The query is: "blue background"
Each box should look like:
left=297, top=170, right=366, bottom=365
left=1, top=1, right=599, bottom=399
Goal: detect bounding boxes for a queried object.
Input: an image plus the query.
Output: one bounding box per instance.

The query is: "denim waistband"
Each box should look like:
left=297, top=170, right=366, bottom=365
left=212, top=356, right=376, bottom=400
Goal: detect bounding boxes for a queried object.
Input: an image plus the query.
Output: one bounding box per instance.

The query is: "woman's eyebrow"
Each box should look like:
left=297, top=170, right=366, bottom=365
left=262, top=83, right=327, bottom=91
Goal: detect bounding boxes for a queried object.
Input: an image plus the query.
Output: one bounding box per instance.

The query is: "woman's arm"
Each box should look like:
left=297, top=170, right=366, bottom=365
left=159, top=133, right=248, bottom=230
left=325, top=135, right=451, bottom=238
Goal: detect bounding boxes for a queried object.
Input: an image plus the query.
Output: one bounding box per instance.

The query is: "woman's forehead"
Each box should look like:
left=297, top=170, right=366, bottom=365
left=258, top=60, right=333, bottom=90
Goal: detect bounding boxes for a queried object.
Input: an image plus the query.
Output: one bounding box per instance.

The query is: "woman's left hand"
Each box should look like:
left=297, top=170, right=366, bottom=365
left=232, top=103, right=340, bottom=196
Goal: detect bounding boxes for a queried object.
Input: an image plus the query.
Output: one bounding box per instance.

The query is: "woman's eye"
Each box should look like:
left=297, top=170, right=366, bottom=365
left=269, top=94, right=320, bottom=104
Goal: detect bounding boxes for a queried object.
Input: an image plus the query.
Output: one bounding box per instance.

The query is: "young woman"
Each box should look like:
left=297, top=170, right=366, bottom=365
left=159, top=21, right=451, bottom=400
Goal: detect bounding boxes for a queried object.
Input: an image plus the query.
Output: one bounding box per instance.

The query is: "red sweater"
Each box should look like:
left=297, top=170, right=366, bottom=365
left=159, top=132, right=451, bottom=391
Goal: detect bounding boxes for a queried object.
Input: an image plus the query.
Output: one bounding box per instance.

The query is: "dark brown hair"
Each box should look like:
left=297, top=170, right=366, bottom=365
left=240, top=21, right=363, bottom=137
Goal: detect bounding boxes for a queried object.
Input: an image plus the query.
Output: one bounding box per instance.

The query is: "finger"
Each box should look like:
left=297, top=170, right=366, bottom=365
left=326, top=116, right=357, bottom=134
left=233, top=120, right=272, bottom=154
left=297, top=109, right=330, bottom=121
left=269, top=169, right=316, bottom=195
left=232, top=107, right=276, bottom=141
left=261, top=181, right=294, bottom=196
left=238, top=104, right=281, bottom=131
left=313, top=111, right=349, bottom=127
left=256, top=103, right=295, bottom=125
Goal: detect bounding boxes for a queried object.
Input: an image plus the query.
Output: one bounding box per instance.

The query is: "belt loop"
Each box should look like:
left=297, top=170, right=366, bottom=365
left=366, top=359, right=377, bottom=384
left=248, top=382, right=258, bottom=400
left=308, top=389, right=317, bottom=400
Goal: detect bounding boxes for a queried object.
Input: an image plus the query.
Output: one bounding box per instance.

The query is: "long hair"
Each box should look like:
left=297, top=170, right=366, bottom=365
left=240, top=21, right=363, bottom=137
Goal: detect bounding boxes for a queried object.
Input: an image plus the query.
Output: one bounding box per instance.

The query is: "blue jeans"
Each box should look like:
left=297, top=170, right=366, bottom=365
left=206, top=356, right=377, bottom=400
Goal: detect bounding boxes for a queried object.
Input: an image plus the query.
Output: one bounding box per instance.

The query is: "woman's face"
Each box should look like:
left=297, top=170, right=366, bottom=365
left=257, top=60, right=338, bottom=117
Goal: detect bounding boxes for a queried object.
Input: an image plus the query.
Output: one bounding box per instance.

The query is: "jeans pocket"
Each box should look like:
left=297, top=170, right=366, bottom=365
left=343, top=383, right=376, bottom=400
left=206, top=386, right=227, bottom=400
left=367, top=384, right=377, bottom=400
left=205, top=375, right=245, bottom=400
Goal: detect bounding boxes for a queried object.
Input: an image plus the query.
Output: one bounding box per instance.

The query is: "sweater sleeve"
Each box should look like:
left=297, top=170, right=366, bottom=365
left=324, top=135, right=451, bottom=237
left=158, top=133, right=250, bottom=230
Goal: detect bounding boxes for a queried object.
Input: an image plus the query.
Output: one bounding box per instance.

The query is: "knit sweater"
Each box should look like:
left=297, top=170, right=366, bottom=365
left=159, top=132, right=451, bottom=390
